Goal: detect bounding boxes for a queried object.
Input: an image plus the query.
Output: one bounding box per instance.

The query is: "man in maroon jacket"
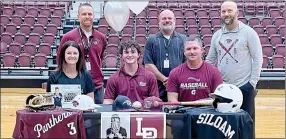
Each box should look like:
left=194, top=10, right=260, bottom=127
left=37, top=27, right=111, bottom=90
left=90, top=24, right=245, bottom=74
left=56, top=3, right=107, bottom=104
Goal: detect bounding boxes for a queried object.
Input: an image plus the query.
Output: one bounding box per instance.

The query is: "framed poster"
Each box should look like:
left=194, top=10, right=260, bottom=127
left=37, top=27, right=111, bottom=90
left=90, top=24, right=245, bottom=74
left=50, top=84, right=81, bottom=108
left=101, top=112, right=131, bottom=139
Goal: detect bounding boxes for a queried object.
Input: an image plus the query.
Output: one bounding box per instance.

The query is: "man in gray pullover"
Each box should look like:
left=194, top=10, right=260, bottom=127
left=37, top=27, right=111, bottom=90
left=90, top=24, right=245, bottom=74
left=206, top=0, right=263, bottom=125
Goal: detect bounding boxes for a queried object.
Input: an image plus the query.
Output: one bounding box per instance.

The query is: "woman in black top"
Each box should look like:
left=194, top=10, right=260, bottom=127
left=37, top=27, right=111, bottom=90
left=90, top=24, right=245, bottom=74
left=46, top=41, right=95, bottom=101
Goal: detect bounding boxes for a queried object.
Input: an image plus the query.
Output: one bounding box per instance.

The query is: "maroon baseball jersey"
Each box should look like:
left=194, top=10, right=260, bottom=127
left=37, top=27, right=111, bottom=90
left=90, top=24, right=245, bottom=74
left=105, top=66, right=159, bottom=103
left=57, top=28, right=107, bottom=89
left=13, top=108, right=87, bottom=138
left=167, top=62, right=223, bottom=101
left=130, top=113, right=165, bottom=138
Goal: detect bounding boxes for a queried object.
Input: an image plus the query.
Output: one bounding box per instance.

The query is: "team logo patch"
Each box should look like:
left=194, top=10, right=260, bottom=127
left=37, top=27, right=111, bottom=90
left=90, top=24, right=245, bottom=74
left=139, top=81, right=146, bottom=87
left=187, top=77, right=200, bottom=82
left=72, top=100, right=79, bottom=107
left=130, top=113, right=166, bottom=138
left=122, top=100, right=132, bottom=106
left=92, top=39, right=99, bottom=45
left=226, top=39, right=232, bottom=44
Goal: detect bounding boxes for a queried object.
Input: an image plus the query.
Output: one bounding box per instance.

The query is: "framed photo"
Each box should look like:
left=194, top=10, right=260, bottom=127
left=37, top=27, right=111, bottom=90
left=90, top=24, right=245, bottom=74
left=50, top=84, right=81, bottom=108
left=101, top=112, right=131, bottom=139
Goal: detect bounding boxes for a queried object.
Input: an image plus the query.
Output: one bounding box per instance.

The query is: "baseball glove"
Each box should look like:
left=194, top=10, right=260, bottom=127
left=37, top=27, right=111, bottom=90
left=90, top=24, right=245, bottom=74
left=25, top=93, right=56, bottom=112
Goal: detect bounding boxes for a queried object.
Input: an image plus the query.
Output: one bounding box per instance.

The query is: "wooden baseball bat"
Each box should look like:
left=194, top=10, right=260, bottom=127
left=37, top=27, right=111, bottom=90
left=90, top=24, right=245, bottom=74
left=153, top=99, right=213, bottom=107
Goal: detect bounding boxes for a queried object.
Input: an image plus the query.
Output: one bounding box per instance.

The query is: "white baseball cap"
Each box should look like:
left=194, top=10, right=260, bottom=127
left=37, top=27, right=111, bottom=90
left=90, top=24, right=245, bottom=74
left=71, top=95, right=101, bottom=111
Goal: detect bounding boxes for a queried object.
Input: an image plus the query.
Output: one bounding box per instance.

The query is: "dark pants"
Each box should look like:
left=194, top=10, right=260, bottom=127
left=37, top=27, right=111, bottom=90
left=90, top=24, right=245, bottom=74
left=158, top=81, right=168, bottom=102
left=94, top=86, right=104, bottom=104
left=239, top=82, right=256, bottom=121
left=239, top=82, right=257, bottom=137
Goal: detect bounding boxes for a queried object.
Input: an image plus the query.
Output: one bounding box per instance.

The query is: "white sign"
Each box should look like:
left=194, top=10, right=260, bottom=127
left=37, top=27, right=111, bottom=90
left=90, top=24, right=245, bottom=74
left=51, top=84, right=81, bottom=108
left=101, top=112, right=131, bottom=139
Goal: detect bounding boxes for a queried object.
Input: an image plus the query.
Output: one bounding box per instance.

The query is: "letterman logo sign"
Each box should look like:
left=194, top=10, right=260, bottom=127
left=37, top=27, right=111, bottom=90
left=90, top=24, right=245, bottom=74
left=136, top=117, right=157, bottom=138
left=131, top=113, right=166, bottom=138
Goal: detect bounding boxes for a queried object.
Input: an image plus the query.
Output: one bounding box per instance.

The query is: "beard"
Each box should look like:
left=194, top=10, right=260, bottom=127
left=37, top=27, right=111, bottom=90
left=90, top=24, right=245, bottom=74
left=159, top=23, right=175, bottom=32
left=221, top=16, right=236, bottom=25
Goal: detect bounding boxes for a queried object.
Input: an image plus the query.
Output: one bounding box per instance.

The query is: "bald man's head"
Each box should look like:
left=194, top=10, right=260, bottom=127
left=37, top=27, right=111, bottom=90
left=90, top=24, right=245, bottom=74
left=159, top=9, right=175, bottom=20
left=158, top=9, right=176, bottom=34
left=220, top=0, right=239, bottom=25
left=221, top=0, right=238, bottom=11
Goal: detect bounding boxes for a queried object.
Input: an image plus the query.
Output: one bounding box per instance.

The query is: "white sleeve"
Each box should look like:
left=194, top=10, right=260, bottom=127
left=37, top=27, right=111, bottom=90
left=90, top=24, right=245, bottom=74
left=205, top=32, right=219, bottom=66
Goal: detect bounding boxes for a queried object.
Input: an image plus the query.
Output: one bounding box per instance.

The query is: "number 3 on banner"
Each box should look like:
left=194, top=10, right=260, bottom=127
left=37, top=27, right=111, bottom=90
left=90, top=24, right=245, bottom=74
left=191, top=90, right=196, bottom=95
left=67, top=122, right=77, bottom=135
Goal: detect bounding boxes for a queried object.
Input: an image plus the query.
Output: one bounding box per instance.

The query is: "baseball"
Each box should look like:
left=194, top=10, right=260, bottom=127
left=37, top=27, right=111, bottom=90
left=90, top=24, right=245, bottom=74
left=132, top=101, right=142, bottom=109
left=153, top=101, right=159, bottom=107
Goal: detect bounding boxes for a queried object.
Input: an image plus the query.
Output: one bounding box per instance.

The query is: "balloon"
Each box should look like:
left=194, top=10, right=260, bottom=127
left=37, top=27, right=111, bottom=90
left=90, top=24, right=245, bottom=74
left=104, top=1, right=130, bottom=32
left=126, top=0, right=149, bottom=15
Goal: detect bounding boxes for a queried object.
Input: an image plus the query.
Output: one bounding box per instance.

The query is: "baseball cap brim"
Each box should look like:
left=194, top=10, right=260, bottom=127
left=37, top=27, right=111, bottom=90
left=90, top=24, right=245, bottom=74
left=135, top=108, right=151, bottom=112
left=70, top=104, right=101, bottom=110
left=92, top=104, right=101, bottom=108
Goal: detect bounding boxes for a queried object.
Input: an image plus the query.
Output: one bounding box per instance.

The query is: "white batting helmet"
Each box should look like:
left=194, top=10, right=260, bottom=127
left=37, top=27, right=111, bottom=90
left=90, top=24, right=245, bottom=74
left=209, top=84, right=243, bottom=113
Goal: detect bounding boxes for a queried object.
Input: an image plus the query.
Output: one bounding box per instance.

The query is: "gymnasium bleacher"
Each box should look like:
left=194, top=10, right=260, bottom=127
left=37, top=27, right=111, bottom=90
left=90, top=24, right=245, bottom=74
left=0, top=0, right=285, bottom=88
left=1, top=1, right=69, bottom=78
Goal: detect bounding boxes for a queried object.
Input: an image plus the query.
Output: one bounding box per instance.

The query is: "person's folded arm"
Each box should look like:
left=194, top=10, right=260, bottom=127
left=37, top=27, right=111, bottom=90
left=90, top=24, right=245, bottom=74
left=145, top=64, right=168, bottom=82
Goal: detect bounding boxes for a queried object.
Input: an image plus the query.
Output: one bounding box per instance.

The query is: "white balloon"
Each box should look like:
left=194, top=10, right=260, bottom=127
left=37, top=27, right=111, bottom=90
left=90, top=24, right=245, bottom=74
left=104, top=1, right=130, bottom=32
left=126, top=0, right=149, bottom=15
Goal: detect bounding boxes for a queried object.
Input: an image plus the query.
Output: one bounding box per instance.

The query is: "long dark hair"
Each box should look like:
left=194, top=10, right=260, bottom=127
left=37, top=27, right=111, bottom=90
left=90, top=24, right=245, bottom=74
left=57, top=41, right=84, bottom=73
